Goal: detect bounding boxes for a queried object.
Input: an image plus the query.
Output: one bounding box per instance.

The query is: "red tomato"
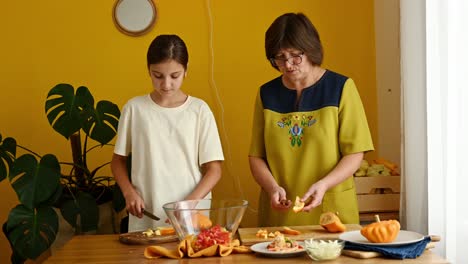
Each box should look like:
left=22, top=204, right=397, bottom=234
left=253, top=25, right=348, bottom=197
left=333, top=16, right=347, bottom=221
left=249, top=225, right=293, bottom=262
left=193, top=225, right=231, bottom=251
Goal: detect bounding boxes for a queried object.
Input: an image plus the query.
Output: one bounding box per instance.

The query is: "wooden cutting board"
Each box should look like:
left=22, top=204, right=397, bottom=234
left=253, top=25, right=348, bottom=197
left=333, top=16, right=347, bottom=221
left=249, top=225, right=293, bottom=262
left=238, top=224, right=361, bottom=246
left=119, top=231, right=179, bottom=245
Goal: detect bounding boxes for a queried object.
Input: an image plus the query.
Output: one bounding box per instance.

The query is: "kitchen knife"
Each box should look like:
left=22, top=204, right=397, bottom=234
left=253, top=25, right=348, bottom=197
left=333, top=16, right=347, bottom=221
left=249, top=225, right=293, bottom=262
left=142, top=208, right=160, bottom=221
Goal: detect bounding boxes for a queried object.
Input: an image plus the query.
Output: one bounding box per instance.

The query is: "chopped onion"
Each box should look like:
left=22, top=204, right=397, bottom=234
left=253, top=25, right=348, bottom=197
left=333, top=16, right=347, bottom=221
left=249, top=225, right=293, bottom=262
left=304, top=239, right=343, bottom=260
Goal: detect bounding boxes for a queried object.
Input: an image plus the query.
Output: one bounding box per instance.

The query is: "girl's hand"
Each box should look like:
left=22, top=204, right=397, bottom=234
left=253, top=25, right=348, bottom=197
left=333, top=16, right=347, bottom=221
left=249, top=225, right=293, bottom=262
left=302, top=181, right=328, bottom=212
left=124, top=190, right=145, bottom=218
left=269, top=186, right=291, bottom=211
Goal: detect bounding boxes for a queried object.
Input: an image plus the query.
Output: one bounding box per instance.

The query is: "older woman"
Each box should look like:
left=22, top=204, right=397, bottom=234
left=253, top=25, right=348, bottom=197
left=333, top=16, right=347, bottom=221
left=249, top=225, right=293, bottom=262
left=249, top=13, right=374, bottom=227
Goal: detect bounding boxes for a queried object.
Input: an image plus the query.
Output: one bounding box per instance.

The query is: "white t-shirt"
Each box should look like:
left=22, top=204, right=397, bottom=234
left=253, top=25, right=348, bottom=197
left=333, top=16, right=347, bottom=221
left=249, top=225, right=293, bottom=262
left=114, top=94, right=224, bottom=231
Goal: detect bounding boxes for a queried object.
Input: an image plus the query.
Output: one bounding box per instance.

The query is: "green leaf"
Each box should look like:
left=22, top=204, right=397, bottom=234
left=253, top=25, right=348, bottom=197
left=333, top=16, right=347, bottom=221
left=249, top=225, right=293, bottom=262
left=2, top=222, right=27, bottom=264
left=0, top=135, right=17, bottom=182
left=76, top=192, right=99, bottom=232
left=45, top=84, right=94, bottom=139
left=43, top=184, right=64, bottom=207
left=9, top=154, right=61, bottom=209
left=59, top=199, right=80, bottom=229
left=6, top=205, right=58, bottom=260
left=60, top=192, right=99, bottom=233
left=80, top=100, right=120, bottom=145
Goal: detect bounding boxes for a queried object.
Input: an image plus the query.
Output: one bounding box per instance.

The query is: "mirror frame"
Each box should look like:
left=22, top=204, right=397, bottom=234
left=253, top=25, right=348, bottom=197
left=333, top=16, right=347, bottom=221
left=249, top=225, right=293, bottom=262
left=112, top=0, right=157, bottom=37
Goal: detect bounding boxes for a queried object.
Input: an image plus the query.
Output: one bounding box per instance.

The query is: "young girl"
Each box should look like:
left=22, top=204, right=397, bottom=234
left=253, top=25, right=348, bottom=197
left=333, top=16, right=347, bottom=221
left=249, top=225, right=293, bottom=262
left=111, top=35, right=224, bottom=232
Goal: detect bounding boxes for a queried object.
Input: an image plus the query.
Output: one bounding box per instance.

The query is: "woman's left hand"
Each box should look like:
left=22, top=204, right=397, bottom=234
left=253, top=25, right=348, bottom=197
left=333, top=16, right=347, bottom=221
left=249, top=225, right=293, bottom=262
left=301, top=181, right=328, bottom=211
left=269, top=185, right=292, bottom=211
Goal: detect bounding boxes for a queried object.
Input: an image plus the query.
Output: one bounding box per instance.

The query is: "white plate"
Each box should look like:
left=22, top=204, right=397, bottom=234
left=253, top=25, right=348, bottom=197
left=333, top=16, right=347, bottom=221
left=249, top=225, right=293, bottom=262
left=250, top=241, right=306, bottom=258
left=339, top=230, right=425, bottom=246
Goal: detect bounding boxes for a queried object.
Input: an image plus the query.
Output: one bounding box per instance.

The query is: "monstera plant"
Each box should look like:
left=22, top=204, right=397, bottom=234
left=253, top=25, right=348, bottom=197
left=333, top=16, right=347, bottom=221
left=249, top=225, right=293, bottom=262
left=0, top=83, right=126, bottom=262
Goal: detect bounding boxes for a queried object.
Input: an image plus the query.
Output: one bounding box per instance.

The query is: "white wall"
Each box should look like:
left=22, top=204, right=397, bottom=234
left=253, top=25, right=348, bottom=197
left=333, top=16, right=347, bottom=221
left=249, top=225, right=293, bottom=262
left=402, top=0, right=468, bottom=262
left=400, top=0, right=428, bottom=236
left=374, top=0, right=401, bottom=167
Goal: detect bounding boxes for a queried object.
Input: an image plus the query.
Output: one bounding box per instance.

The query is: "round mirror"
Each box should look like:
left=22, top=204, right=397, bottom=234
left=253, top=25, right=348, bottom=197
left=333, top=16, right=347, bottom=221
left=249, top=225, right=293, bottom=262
left=113, top=0, right=157, bottom=37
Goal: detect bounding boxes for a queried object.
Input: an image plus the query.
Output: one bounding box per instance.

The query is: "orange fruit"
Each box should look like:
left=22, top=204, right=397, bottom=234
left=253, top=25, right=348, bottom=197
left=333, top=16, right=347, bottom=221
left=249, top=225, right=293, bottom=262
left=319, top=212, right=346, bottom=233
left=292, top=196, right=305, bottom=213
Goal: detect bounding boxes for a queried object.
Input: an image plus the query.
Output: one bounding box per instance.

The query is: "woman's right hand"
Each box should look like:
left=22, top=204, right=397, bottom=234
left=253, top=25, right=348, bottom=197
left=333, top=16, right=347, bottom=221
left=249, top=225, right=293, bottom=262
left=124, top=189, right=145, bottom=218
left=269, top=186, right=291, bottom=211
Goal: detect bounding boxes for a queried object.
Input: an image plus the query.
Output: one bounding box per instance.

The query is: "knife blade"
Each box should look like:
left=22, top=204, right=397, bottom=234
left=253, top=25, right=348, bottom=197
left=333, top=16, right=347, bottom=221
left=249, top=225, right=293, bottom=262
left=142, top=208, right=160, bottom=221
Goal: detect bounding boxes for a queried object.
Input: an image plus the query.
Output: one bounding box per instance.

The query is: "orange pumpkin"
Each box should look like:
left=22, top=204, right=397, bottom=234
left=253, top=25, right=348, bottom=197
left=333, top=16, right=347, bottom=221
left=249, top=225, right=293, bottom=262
left=319, top=212, right=346, bottom=233
left=360, top=215, right=400, bottom=243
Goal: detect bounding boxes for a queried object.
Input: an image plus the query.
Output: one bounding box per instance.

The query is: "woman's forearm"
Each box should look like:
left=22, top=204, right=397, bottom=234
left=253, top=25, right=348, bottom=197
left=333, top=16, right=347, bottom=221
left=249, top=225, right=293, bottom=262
left=319, top=152, right=364, bottom=189
left=248, top=156, right=279, bottom=194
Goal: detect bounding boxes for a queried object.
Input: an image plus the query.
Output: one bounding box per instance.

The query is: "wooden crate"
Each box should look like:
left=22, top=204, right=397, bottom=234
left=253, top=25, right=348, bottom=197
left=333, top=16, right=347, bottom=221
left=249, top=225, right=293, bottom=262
left=355, top=175, right=400, bottom=194
left=354, top=176, right=401, bottom=221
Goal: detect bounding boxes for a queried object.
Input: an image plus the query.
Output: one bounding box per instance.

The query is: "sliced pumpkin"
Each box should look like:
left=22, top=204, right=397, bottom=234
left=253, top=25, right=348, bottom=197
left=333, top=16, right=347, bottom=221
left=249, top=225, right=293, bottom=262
left=282, top=226, right=301, bottom=235
left=157, top=226, right=176, bottom=236
left=319, top=212, right=346, bottom=233
left=292, top=196, right=305, bottom=213
left=191, top=212, right=213, bottom=230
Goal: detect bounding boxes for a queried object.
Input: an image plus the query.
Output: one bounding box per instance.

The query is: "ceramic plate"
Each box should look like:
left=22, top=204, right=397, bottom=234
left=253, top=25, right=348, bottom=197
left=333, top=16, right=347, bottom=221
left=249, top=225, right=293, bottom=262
left=339, top=230, right=425, bottom=246
left=250, top=241, right=306, bottom=258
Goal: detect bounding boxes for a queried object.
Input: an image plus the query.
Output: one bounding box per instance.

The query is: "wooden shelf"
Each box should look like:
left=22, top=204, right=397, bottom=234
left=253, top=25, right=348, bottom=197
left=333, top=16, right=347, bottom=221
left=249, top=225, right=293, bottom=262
left=354, top=176, right=401, bottom=224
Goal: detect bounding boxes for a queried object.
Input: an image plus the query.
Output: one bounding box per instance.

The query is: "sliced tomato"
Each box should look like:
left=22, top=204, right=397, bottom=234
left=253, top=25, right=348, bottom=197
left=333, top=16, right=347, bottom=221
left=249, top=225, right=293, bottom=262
left=193, top=225, right=231, bottom=251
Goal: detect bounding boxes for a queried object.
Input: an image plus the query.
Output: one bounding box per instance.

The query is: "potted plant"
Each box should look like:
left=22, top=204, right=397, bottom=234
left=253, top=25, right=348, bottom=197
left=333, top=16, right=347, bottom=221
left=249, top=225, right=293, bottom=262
left=0, top=83, right=126, bottom=262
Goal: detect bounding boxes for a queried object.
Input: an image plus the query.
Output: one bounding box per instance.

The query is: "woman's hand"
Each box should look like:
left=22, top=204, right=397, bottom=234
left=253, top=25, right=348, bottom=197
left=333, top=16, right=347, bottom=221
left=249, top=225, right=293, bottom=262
left=269, top=186, right=291, bottom=211
left=300, top=152, right=364, bottom=212
left=249, top=157, right=291, bottom=211
left=301, top=180, right=328, bottom=212
left=124, top=189, right=145, bottom=218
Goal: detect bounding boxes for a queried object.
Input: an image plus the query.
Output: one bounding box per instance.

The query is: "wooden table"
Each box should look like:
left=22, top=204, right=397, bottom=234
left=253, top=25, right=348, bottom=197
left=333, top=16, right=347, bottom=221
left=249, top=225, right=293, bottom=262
left=44, top=234, right=449, bottom=264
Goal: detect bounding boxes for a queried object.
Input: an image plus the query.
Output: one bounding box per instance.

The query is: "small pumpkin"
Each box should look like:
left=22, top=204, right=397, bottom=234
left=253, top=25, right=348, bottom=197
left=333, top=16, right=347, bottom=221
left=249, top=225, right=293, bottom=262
left=319, top=212, right=346, bottom=233
left=360, top=215, right=400, bottom=243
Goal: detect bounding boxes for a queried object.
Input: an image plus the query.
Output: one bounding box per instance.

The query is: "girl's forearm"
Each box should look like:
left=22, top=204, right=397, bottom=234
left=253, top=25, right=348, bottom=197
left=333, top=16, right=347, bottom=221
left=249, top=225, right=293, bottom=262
left=185, top=160, right=222, bottom=200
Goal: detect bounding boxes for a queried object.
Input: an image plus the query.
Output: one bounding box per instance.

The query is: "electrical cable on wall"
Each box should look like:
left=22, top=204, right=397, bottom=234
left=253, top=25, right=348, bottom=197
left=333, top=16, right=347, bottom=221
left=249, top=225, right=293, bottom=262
left=205, top=0, right=257, bottom=214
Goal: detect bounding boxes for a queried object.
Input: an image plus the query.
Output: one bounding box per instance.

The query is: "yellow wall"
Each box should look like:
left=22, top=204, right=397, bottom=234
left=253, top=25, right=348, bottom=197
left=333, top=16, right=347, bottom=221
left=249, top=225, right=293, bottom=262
left=0, top=0, right=377, bottom=261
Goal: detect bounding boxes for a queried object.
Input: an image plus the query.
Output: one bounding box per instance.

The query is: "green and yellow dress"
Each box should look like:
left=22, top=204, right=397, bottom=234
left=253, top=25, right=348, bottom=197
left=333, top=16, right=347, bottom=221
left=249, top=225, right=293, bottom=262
left=249, top=70, right=374, bottom=227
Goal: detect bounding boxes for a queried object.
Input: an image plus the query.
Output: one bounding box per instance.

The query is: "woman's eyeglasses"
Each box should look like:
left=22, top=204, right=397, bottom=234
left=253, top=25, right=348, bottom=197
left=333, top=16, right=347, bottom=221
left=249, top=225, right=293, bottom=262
left=270, top=52, right=304, bottom=67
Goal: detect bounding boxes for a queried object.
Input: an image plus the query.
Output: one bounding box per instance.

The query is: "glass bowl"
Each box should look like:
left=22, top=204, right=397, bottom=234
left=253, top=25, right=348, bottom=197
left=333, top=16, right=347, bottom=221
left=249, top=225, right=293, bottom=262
left=162, top=199, right=248, bottom=242
left=304, top=238, right=344, bottom=261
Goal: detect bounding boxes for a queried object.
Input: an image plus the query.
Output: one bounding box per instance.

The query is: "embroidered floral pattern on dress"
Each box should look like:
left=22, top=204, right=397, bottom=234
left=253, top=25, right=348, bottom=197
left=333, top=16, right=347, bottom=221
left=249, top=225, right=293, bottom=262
left=277, top=114, right=316, bottom=147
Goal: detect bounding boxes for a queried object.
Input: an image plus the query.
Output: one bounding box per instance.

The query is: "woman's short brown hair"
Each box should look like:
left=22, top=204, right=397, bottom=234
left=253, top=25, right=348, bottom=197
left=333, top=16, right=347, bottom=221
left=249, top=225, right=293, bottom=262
left=265, top=13, right=323, bottom=70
